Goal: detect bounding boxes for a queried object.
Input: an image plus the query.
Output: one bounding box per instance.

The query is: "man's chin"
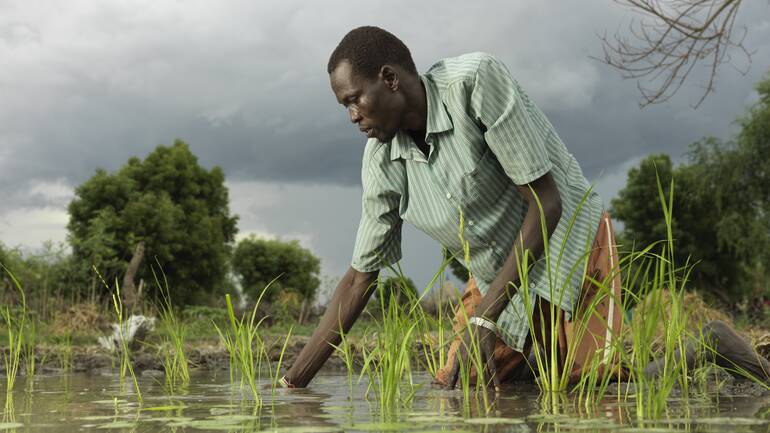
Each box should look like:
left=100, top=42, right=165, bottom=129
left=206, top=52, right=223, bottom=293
left=376, top=130, right=397, bottom=143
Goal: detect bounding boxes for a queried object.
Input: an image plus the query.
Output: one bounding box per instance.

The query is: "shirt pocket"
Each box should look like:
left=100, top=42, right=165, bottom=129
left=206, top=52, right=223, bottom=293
left=459, top=146, right=510, bottom=203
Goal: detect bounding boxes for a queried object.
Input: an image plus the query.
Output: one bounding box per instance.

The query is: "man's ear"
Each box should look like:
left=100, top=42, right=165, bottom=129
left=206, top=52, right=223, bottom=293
left=379, top=65, right=400, bottom=92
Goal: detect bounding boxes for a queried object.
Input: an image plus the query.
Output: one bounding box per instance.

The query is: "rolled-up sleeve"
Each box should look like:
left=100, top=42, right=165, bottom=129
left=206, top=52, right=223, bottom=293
left=470, top=54, right=553, bottom=185
left=351, top=144, right=403, bottom=273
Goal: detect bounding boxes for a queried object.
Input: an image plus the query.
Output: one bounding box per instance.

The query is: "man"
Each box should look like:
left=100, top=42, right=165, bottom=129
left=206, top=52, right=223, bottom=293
left=278, top=26, right=768, bottom=390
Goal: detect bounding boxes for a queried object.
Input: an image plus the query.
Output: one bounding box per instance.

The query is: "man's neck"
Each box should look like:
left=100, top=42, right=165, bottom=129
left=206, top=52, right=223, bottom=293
left=399, top=75, right=427, bottom=134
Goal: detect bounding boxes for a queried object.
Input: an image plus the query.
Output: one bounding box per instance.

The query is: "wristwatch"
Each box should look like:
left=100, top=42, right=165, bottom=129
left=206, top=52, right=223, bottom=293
left=468, top=316, right=498, bottom=335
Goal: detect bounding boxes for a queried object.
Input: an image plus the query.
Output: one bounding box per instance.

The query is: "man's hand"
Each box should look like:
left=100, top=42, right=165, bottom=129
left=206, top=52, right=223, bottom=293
left=445, top=322, right=500, bottom=392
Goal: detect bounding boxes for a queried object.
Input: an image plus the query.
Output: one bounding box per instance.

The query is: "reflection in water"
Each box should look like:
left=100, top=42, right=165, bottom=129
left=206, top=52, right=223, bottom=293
left=0, top=371, right=768, bottom=432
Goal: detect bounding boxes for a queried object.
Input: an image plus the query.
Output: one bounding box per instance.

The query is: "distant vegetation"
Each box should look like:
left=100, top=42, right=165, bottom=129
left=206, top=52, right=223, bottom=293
left=232, top=235, right=321, bottom=304
left=67, top=140, right=239, bottom=305
left=2, top=72, right=770, bottom=316
left=612, top=72, right=770, bottom=307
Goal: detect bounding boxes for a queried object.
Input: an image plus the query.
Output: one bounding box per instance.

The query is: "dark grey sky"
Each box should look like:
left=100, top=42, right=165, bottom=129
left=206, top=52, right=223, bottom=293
left=1, top=1, right=768, bottom=294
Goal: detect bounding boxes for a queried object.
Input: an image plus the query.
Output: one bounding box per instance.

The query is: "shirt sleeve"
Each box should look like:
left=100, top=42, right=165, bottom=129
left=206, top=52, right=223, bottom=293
left=351, top=144, right=403, bottom=273
left=469, top=54, right=553, bottom=185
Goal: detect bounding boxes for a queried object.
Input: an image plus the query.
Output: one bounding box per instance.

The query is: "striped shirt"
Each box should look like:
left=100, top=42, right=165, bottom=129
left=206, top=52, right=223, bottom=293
left=350, top=52, right=603, bottom=351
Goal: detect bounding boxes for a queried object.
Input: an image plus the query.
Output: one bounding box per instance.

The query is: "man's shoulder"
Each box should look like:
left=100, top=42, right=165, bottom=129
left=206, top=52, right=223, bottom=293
left=424, top=52, right=502, bottom=85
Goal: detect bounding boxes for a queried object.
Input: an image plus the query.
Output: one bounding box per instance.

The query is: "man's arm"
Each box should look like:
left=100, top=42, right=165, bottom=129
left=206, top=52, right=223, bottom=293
left=284, top=266, right=379, bottom=388
left=475, top=172, right=562, bottom=321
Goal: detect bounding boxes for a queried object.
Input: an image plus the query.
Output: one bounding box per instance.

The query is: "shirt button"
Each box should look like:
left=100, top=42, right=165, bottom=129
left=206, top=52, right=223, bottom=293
left=468, top=220, right=475, bottom=226
left=490, top=241, right=497, bottom=247
left=446, top=192, right=452, bottom=199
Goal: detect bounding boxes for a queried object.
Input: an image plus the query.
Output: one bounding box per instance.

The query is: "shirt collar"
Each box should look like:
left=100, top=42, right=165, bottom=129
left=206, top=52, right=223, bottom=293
left=389, top=75, right=453, bottom=162
left=420, top=74, right=454, bottom=136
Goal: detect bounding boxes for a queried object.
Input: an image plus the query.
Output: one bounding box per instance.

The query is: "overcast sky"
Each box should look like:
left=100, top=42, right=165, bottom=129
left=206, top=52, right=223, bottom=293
left=2, top=1, right=769, bottom=294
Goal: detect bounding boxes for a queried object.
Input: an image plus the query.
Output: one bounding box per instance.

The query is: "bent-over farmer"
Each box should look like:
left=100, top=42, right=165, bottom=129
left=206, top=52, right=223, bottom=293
left=277, top=26, right=770, bottom=390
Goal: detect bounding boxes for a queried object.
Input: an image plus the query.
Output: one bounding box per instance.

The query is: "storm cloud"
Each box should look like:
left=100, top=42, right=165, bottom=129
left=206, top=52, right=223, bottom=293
left=2, top=1, right=768, bottom=288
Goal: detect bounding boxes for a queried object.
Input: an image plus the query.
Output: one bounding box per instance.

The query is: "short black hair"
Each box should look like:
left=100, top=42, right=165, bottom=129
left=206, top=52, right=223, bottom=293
left=327, top=26, right=417, bottom=78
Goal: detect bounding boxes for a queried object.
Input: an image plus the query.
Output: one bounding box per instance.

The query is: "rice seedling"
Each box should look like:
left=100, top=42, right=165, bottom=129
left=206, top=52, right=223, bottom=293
left=516, top=184, right=610, bottom=397
left=151, top=265, right=190, bottom=392
left=408, top=254, right=453, bottom=378
left=329, top=316, right=356, bottom=396
left=358, top=276, right=419, bottom=416
left=104, top=274, right=143, bottom=404
left=268, top=326, right=293, bottom=393
left=213, top=278, right=276, bottom=406
left=215, top=294, right=264, bottom=405
left=1, top=266, right=27, bottom=413
left=56, top=333, right=73, bottom=374
left=425, top=210, right=498, bottom=414
left=610, top=174, right=696, bottom=419
left=23, top=320, right=36, bottom=392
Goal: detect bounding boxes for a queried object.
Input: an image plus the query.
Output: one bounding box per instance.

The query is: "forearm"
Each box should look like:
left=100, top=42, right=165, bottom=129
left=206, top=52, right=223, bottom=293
left=477, top=197, right=562, bottom=321
left=285, top=266, right=378, bottom=387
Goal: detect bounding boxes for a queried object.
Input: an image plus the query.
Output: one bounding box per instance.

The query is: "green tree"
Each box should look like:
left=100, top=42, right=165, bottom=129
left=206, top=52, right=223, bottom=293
left=231, top=236, right=320, bottom=303
left=67, top=140, right=238, bottom=304
left=610, top=154, right=740, bottom=297
left=612, top=71, right=770, bottom=302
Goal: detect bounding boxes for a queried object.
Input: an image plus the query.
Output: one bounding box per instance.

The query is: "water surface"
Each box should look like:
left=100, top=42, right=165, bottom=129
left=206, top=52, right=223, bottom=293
left=2, top=371, right=770, bottom=432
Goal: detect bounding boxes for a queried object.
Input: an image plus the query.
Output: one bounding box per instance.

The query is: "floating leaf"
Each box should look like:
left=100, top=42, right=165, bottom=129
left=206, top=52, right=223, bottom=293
left=167, top=419, right=246, bottom=430
left=695, top=417, right=767, bottom=426
left=145, top=416, right=194, bottom=423
left=268, top=427, right=344, bottom=433
left=78, top=416, right=130, bottom=421
left=142, top=404, right=188, bottom=411
left=344, top=422, right=415, bottom=431
left=465, top=417, right=525, bottom=425
left=96, top=421, right=138, bottom=429
left=210, top=414, right=261, bottom=422
left=617, top=428, right=680, bottom=433
left=408, top=415, right=463, bottom=423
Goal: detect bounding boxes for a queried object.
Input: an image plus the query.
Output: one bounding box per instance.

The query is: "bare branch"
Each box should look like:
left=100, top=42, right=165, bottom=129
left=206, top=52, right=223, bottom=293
left=597, top=0, right=750, bottom=108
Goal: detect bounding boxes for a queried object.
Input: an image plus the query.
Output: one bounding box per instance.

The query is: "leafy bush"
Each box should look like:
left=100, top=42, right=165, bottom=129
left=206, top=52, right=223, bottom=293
left=67, top=141, right=238, bottom=304
left=231, top=236, right=320, bottom=304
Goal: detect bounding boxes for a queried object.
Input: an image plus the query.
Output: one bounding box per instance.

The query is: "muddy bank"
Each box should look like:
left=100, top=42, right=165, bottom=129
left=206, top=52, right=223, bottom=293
left=1, top=335, right=378, bottom=375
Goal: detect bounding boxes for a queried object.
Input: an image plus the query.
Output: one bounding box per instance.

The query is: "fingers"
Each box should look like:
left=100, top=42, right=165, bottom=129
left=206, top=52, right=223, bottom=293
left=486, top=355, right=500, bottom=392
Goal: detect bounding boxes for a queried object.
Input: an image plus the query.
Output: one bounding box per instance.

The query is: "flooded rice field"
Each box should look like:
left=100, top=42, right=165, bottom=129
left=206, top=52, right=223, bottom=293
left=2, top=370, right=770, bottom=432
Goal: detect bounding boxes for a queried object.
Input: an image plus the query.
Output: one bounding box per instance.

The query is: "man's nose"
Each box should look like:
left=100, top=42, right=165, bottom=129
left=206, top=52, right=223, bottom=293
left=348, top=107, right=362, bottom=124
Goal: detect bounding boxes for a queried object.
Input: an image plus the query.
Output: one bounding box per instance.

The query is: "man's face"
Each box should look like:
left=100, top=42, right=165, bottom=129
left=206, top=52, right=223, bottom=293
left=330, top=61, right=402, bottom=143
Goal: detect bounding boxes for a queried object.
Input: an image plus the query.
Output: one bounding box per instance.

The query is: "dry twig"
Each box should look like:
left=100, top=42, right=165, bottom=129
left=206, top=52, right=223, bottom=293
left=599, top=0, right=751, bottom=108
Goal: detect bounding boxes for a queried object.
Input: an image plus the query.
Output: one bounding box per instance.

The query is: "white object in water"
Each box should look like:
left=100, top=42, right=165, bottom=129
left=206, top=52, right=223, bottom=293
left=98, top=314, right=156, bottom=352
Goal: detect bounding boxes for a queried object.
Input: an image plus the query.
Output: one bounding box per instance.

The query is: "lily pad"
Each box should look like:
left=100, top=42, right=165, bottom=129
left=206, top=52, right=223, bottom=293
left=344, top=422, right=416, bottom=431
left=145, top=416, right=194, bottom=423
left=527, top=413, right=574, bottom=423
left=78, top=415, right=131, bottom=421
left=267, top=427, right=344, bottom=433
left=96, top=421, right=138, bottom=429
left=464, top=417, right=525, bottom=425
left=617, top=428, right=680, bottom=433
left=408, top=415, right=464, bottom=424
left=210, top=414, right=261, bottom=422
left=555, top=419, right=620, bottom=429
left=695, top=417, right=768, bottom=426
left=141, top=404, right=188, bottom=411
left=166, top=419, right=247, bottom=430
left=209, top=407, right=233, bottom=416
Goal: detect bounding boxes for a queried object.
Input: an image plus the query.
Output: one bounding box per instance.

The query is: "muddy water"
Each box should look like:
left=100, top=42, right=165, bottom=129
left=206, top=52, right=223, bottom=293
left=2, top=371, right=770, bottom=432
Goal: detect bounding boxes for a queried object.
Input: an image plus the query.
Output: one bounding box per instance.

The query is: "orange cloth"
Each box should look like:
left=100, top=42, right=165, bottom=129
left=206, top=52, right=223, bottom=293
left=434, top=212, right=623, bottom=385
